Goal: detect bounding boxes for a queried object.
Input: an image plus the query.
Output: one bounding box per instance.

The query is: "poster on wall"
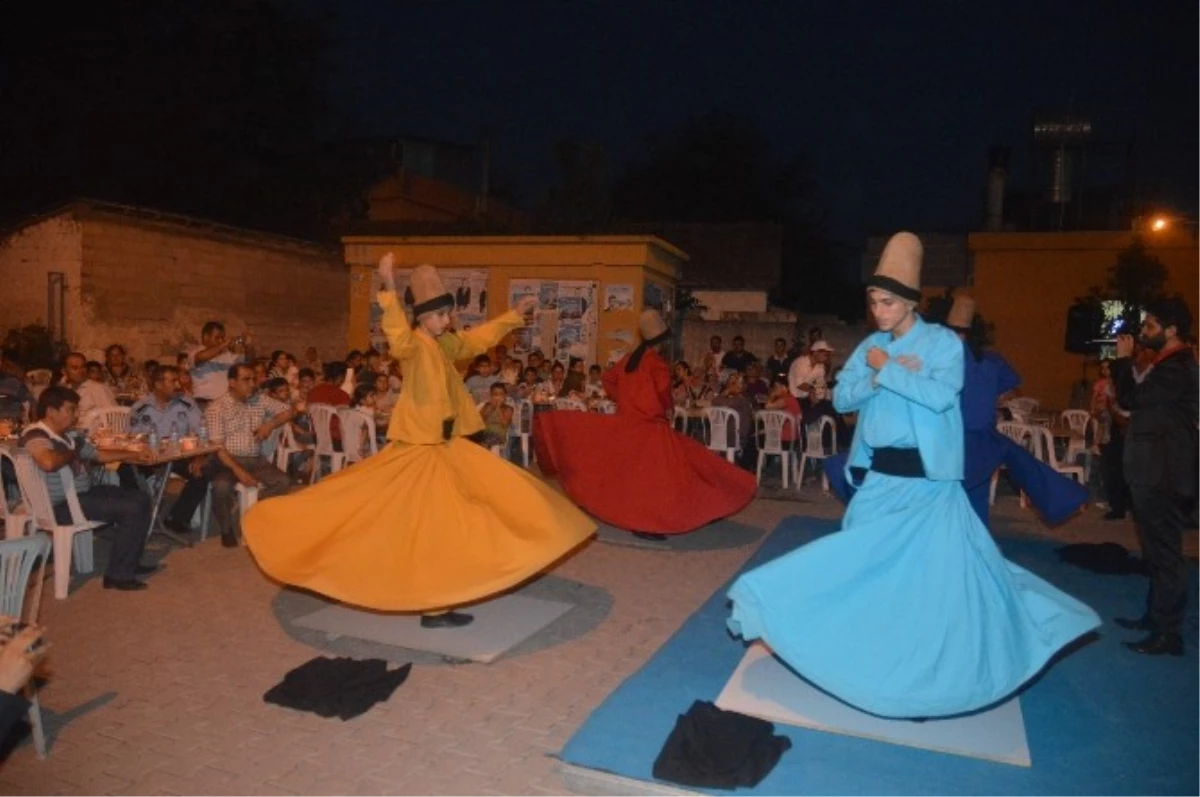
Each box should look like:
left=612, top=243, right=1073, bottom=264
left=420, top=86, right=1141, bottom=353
left=604, top=284, right=634, bottom=312
left=369, top=268, right=488, bottom=350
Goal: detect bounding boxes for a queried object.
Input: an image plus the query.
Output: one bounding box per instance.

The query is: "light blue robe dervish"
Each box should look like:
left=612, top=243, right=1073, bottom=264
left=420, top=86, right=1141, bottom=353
left=727, top=317, right=1100, bottom=718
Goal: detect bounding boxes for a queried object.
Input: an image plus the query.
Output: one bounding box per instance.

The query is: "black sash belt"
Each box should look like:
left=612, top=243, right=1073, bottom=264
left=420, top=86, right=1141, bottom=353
left=442, top=418, right=455, bottom=441
left=870, top=447, right=925, bottom=478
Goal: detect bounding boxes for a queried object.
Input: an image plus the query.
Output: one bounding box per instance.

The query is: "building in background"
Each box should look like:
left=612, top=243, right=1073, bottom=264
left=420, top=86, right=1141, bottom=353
left=341, top=235, right=683, bottom=369
left=0, top=200, right=348, bottom=364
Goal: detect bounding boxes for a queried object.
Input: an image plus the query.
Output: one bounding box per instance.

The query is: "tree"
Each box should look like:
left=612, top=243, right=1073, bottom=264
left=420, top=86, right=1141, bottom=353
left=1077, top=236, right=1169, bottom=332
left=1106, top=238, right=1168, bottom=328
left=0, top=2, right=385, bottom=238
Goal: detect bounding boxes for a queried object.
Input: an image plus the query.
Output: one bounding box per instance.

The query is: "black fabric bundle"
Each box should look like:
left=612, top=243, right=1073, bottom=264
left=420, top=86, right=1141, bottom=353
left=1056, top=542, right=1149, bottom=576
left=652, top=700, right=792, bottom=789
left=263, top=656, right=412, bottom=720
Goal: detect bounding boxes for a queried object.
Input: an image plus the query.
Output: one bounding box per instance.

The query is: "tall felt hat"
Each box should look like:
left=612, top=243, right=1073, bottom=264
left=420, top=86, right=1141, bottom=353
left=946, top=290, right=977, bottom=331
left=639, top=309, right=669, bottom=343
left=410, top=264, right=454, bottom=316
left=867, top=232, right=923, bottom=302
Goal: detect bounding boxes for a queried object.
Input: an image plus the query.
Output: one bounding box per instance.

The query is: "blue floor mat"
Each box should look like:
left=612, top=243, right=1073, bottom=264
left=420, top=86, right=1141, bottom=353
left=559, top=517, right=1199, bottom=795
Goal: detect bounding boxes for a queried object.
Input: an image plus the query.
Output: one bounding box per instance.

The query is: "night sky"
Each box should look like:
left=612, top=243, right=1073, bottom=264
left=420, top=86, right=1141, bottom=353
left=310, top=0, right=1198, bottom=243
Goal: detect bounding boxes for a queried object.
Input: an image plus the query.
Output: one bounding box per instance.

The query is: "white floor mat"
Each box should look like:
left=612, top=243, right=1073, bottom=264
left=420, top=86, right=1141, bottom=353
left=292, top=594, right=575, bottom=664
left=715, top=643, right=1032, bottom=767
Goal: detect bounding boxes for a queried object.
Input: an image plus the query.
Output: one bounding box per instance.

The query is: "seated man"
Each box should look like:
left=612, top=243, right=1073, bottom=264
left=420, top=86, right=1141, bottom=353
left=129, top=365, right=210, bottom=535
left=203, top=364, right=297, bottom=547
left=59, top=351, right=117, bottom=423
left=21, top=386, right=158, bottom=591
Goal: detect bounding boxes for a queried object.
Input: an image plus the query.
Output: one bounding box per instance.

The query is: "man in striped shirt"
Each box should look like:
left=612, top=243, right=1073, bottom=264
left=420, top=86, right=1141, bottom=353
left=20, top=386, right=159, bottom=591
left=184, top=321, right=252, bottom=404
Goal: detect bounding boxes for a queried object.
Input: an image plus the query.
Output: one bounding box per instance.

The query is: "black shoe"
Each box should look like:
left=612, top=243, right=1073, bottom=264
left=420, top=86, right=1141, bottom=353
left=633, top=532, right=668, bottom=541
left=163, top=517, right=193, bottom=535
left=420, top=611, right=474, bottom=629
left=220, top=533, right=239, bottom=548
left=1124, top=632, right=1184, bottom=657
left=102, top=577, right=148, bottom=591
left=1114, top=615, right=1154, bottom=631
left=134, top=562, right=164, bottom=576
left=1103, top=510, right=1127, bottom=521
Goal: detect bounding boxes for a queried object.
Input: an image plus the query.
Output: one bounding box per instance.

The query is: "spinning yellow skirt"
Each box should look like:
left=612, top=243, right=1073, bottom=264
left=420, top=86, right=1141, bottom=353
left=242, top=439, right=596, bottom=611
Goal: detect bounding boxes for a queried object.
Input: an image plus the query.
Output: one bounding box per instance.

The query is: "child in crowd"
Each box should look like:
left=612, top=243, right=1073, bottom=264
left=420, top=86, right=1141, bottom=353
left=478, top=382, right=515, bottom=453
left=585, top=364, right=606, bottom=399
left=464, top=354, right=495, bottom=404
left=346, top=383, right=378, bottom=461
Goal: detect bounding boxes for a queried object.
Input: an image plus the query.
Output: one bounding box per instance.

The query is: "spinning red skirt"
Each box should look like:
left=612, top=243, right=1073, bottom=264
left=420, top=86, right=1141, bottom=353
left=534, top=349, right=756, bottom=534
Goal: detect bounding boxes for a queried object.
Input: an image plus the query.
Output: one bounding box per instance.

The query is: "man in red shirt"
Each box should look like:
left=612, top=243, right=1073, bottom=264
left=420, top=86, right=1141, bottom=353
left=306, top=362, right=351, bottom=442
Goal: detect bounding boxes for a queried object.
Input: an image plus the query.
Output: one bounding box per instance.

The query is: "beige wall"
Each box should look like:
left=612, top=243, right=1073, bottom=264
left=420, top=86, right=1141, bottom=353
left=970, top=230, right=1199, bottom=408
left=0, top=216, right=85, bottom=342
left=74, top=216, right=349, bottom=363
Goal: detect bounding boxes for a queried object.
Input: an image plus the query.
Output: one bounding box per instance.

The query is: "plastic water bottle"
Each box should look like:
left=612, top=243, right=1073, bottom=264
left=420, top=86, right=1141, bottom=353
left=169, top=421, right=180, bottom=450
left=197, top=420, right=209, bottom=447
left=148, top=428, right=159, bottom=452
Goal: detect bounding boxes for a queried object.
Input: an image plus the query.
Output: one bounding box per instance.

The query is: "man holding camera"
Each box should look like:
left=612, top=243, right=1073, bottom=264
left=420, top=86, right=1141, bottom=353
left=185, top=321, right=253, bottom=405
left=1112, top=298, right=1199, bottom=657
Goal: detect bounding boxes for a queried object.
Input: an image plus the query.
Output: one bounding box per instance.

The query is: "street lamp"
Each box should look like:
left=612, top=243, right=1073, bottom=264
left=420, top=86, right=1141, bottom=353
left=1150, top=216, right=1169, bottom=232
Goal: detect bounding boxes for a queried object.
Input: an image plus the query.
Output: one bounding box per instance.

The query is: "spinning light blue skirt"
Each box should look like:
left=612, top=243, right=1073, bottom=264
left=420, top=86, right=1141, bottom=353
left=727, top=471, right=1101, bottom=718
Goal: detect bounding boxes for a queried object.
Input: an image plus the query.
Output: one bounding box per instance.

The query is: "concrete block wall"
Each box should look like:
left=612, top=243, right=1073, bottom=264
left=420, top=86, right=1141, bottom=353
left=0, top=216, right=85, bottom=342
left=76, top=216, right=349, bottom=364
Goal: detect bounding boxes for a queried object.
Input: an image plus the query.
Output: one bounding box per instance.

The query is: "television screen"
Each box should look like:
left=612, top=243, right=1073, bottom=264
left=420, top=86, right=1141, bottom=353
left=1096, top=300, right=1145, bottom=341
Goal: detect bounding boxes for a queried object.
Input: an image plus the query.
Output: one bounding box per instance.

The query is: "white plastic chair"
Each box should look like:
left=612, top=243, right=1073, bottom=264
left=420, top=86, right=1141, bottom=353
left=11, top=450, right=100, bottom=600
left=272, top=421, right=311, bottom=472
left=197, top=483, right=259, bottom=543
left=307, top=403, right=346, bottom=483
left=517, top=399, right=534, bottom=467
left=1005, top=397, right=1039, bottom=422
left=754, top=410, right=796, bottom=488
left=553, top=397, right=588, bottom=412
left=704, top=406, right=741, bottom=463
left=1059, top=410, right=1096, bottom=477
left=795, top=415, right=837, bottom=490
left=1, top=447, right=33, bottom=540
left=0, top=532, right=52, bottom=758
left=595, top=400, right=617, bottom=415
left=991, top=422, right=1038, bottom=507
left=337, top=408, right=378, bottom=464
left=82, top=406, right=131, bottom=434
left=671, top=407, right=688, bottom=432
left=1029, top=425, right=1086, bottom=485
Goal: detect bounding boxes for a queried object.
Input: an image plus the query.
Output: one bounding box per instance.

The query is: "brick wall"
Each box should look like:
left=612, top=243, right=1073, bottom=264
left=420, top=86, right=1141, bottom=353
left=0, top=216, right=85, bottom=342
left=75, top=214, right=349, bottom=363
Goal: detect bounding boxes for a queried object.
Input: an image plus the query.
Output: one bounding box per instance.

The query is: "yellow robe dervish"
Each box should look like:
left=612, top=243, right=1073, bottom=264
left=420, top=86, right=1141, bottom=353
left=242, top=290, right=596, bottom=611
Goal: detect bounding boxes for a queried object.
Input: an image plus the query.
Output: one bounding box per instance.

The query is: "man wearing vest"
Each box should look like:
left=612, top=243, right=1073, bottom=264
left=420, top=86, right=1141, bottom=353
left=20, top=386, right=160, bottom=591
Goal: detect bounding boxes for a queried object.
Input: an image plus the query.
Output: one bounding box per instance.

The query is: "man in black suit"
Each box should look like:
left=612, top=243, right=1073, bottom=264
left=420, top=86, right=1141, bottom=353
left=1112, top=297, right=1199, bottom=656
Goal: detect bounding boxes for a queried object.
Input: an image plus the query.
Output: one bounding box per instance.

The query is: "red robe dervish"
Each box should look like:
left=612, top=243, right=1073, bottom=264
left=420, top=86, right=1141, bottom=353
left=533, top=347, right=757, bottom=534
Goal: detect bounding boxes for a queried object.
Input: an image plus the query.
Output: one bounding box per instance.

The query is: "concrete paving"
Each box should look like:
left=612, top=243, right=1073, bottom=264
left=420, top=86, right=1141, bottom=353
left=1, top=478, right=1193, bottom=795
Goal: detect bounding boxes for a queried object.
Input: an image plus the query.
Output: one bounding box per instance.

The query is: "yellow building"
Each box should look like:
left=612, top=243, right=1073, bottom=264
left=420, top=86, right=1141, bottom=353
left=969, top=230, right=1199, bottom=407
left=341, top=235, right=685, bottom=368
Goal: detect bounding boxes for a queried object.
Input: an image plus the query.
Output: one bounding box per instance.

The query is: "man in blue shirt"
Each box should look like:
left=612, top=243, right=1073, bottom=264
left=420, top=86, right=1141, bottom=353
left=0, top=371, right=31, bottom=423
left=129, top=365, right=208, bottom=535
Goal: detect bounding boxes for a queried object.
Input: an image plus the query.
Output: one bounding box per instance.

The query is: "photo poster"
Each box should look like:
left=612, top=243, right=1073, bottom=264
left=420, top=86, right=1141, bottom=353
left=603, top=284, right=634, bottom=312
left=369, top=268, right=489, bottom=350
left=503, top=278, right=597, bottom=366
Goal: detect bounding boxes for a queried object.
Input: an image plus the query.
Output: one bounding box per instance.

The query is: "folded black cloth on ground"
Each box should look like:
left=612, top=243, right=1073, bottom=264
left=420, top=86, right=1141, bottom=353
left=652, top=700, right=792, bottom=789
left=264, top=656, right=412, bottom=720
left=1056, top=542, right=1148, bottom=575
